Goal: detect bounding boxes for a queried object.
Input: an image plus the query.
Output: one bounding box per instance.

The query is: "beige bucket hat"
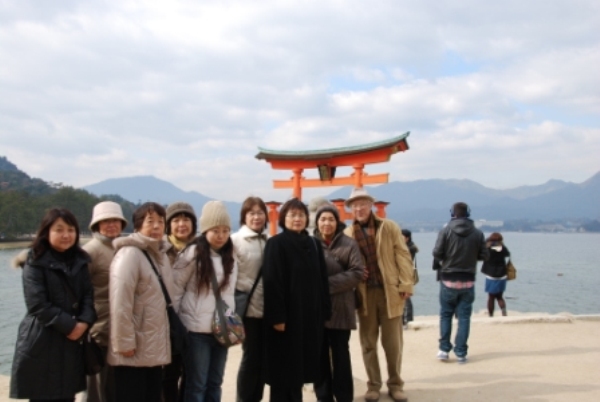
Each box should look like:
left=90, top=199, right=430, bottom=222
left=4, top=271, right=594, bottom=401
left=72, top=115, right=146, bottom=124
left=89, top=201, right=128, bottom=231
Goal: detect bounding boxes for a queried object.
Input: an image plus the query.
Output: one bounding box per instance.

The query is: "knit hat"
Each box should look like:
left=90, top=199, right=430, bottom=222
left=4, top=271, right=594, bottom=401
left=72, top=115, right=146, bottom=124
left=315, top=205, right=340, bottom=225
left=89, top=201, right=127, bottom=231
left=166, top=201, right=197, bottom=224
left=199, top=201, right=231, bottom=233
left=344, top=187, right=375, bottom=208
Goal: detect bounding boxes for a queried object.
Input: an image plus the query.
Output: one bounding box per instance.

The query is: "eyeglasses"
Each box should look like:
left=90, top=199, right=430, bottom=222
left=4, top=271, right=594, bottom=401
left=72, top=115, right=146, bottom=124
left=351, top=202, right=372, bottom=210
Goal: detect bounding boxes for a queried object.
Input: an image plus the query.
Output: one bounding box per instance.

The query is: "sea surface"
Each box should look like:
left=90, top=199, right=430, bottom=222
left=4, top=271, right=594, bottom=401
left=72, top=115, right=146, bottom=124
left=1, top=232, right=599, bottom=374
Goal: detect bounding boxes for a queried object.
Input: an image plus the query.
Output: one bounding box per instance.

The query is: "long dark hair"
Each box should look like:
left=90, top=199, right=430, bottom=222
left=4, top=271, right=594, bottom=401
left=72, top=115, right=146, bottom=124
left=193, top=234, right=235, bottom=295
left=31, top=208, right=84, bottom=260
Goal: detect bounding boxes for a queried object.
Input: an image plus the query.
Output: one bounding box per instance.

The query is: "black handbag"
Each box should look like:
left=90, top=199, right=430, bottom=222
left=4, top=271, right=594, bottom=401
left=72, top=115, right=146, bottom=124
left=83, top=332, right=105, bottom=375
left=61, top=279, right=106, bottom=375
left=142, top=251, right=188, bottom=355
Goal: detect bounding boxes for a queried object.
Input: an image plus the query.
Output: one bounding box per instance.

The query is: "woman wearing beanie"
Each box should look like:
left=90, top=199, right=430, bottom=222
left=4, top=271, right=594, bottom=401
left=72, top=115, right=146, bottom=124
left=232, top=197, right=269, bottom=402
left=172, top=201, right=238, bottom=402
left=163, top=201, right=198, bottom=402
left=108, top=202, right=174, bottom=402
left=82, top=201, right=128, bottom=402
left=313, top=205, right=364, bottom=402
left=262, top=198, right=331, bottom=402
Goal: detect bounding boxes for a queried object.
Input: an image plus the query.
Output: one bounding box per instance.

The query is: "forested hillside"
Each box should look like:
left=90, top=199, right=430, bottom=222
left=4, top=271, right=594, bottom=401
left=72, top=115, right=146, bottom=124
left=0, top=157, right=137, bottom=239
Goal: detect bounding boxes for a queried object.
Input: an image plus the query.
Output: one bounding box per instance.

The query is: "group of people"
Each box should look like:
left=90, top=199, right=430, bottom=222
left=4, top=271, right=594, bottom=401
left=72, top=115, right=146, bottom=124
left=8, top=187, right=512, bottom=402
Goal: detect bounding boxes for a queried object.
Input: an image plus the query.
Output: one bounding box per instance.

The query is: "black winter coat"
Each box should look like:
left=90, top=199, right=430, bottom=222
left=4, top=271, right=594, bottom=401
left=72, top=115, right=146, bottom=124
left=262, top=229, right=331, bottom=388
left=481, top=245, right=510, bottom=278
left=433, top=218, right=488, bottom=275
left=10, top=249, right=96, bottom=399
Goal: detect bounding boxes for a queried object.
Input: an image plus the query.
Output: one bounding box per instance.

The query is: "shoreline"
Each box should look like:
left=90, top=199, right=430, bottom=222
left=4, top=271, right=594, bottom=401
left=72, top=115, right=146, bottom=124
left=0, top=237, right=93, bottom=250
left=1, top=312, right=599, bottom=401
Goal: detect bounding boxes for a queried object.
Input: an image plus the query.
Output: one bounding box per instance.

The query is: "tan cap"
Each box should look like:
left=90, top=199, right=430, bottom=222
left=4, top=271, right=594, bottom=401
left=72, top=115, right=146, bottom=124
left=344, top=187, right=375, bottom=208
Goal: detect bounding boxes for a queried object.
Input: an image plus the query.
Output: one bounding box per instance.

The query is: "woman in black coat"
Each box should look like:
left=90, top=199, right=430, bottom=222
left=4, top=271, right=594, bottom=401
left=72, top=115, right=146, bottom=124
left=262, top=198, right=331, bottom=402
left=10, top=208, right=96, bottom=401
left=481, top=232, right=511, bottom=317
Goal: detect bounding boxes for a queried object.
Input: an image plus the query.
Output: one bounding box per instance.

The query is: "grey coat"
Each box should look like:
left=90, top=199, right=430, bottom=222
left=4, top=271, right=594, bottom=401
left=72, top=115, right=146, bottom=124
left=315, top=231, right=364, bottom=330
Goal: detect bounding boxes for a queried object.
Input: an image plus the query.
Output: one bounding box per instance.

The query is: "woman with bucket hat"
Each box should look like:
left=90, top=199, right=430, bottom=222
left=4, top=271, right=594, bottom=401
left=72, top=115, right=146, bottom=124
left=83, top=201, right=128, bottom=402
left=163, top=201, right=198, bottom=402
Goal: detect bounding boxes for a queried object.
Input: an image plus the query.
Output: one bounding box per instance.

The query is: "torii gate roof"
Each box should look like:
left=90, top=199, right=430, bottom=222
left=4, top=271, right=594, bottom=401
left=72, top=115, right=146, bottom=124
left=255, top=132, right=410, bottom=169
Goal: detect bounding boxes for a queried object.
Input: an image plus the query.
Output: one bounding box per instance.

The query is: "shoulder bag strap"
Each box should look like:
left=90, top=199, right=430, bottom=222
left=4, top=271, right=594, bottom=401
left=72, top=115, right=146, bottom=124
left=246, top=237, right=265, bottom=299
left=142, top=250, right=173, bottom=307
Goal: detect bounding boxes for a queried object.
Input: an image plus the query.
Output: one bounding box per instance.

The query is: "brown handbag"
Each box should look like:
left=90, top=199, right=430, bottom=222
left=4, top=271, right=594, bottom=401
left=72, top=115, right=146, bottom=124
left=506, top=259, right=517, bottom=280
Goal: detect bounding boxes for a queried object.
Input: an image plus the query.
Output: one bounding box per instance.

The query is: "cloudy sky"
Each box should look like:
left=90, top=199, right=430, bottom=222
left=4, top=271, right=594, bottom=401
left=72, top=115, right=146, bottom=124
left=1, top=0, right=598, bottom=202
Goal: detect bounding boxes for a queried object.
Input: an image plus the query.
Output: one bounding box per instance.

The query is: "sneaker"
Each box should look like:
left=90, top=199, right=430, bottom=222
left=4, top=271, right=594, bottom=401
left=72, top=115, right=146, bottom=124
left=364, top=390, right=380, bottom=401
left=457, top=356, right=468, bottom=364
left=437, top=350, right=449, bottom=361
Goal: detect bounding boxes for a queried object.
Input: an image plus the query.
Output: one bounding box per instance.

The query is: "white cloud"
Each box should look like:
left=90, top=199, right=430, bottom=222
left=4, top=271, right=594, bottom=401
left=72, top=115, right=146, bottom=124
left=0, top=0, right=598, bottom=202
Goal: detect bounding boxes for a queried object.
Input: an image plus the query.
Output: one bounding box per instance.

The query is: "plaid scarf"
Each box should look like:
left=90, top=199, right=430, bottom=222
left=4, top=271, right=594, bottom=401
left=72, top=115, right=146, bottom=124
left=353, top=213, right=383, bottom=287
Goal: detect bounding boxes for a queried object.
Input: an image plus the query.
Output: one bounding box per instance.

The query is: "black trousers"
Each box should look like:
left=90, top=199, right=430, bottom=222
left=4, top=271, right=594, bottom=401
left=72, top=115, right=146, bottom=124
left=269, top=385, right=302, bottom=402
left=163, top=353, right=184, bottom=402
left=314, top=329, right=353, bottom=402
left=237, top=317, right=266, bottom=402
left=113, top=365, right=163, bottom=402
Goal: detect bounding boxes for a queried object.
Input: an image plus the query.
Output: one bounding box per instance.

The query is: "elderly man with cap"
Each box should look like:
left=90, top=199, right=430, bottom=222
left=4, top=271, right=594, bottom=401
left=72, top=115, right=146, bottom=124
left=343, top=188, right=414, bottom=402
left=83, top=201, right=128, bottom=402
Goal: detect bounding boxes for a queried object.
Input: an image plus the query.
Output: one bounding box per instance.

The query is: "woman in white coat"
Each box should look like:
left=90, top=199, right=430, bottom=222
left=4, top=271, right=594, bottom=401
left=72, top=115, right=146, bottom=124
left=172, top=201, right=238, bottom=402
left=232, top=197, right=269, bottom=402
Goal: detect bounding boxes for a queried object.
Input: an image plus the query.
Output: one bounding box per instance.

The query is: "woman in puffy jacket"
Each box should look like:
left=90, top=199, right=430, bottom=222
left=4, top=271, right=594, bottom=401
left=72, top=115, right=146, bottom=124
left=83, top=201, right=128, bottom=402
left=172, top=201, right=238, bottom=402
left=10, top=208, right=96, bottom=401
left=312, top=205, right=364, bottom=402
left=481, top=232, right=511, bottom=317
left=108, top=202, right=174, bottom=402
left=163, top=201, right=198, bottom=402
left=232, top=196, right=269, bottom=402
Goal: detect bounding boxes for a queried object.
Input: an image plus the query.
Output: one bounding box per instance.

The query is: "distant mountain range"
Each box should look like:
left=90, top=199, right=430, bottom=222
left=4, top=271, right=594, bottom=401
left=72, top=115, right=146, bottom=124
left=329, top=172, right=600, bottom=223
left=84, top=171, right=600, bottom=228
left=83, top=176, right=242, bottom=226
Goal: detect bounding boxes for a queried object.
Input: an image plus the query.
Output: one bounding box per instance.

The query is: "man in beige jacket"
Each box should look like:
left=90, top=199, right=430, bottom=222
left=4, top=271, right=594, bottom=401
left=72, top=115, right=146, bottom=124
left=343, top=188, right=414, bottom=402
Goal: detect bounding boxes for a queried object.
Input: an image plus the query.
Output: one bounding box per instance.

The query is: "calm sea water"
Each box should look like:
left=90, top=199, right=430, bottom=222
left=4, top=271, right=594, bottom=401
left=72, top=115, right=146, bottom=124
left=1, top=232, right=599, bottom=374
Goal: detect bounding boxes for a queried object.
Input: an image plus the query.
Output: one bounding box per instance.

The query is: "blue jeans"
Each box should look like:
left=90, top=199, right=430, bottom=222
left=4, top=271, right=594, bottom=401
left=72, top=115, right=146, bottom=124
left=184, top=332, right=228, bottom=402
left=439, top=282, right=475, bottom=358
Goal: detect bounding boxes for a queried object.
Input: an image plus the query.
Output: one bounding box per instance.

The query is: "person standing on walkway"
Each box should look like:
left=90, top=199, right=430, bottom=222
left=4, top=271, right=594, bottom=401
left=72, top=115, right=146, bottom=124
left=172, top=201, right=237, bottom=402
left=313, top=205, right=364, bottom=402
left=433, top=202, right=488, bottom=364
left=163, top=201, right=198, bottom=402
left=343, top=188, right=414, bottom=402
left=233, top=196, right=269, bottom=402
left=262, top=198, right=331, bottom=402
left=10, top=208, right=97, bottom=402
left=83, top=201, right=128, bottom=402
left=401, top=229, right=418, bottom=329
left=481, top=232, right=510, bottom=317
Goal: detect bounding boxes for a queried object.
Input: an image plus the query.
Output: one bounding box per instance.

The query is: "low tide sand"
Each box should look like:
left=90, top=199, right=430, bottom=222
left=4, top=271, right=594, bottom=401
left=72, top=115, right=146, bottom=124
left=1, top=312, right=599, bottom=401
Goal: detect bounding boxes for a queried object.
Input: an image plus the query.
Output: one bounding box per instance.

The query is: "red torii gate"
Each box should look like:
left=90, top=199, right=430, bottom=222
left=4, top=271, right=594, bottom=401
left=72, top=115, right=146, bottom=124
left=255, top=133, right=410, bottom=235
